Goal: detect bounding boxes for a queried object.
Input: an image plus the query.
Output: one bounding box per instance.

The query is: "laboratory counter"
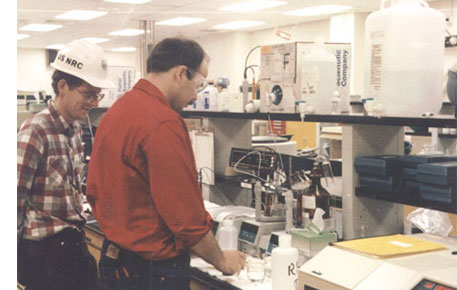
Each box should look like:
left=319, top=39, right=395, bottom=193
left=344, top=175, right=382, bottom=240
left=84, top=219, right=272, bottom=290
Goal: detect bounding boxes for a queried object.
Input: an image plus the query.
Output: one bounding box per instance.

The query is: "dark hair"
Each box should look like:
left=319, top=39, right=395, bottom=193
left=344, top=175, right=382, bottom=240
left=51, top=70, right=85, bottom=96
left=146, top=37, right=206, bottom=78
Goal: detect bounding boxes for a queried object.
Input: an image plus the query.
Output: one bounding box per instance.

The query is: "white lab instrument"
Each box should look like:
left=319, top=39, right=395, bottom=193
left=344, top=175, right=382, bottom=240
left=259, top=42, right=351, bottom=113
left=238, top=219, right=286, bottom=258
left=298, top=234, right=457, bottom=290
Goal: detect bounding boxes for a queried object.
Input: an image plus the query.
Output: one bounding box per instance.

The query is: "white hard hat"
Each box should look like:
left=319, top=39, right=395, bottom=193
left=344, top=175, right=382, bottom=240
left=51, top=40, right=115, bottom=89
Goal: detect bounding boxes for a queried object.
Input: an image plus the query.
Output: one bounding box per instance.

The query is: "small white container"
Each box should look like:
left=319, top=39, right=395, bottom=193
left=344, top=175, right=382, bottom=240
left=271, top=235, right=299, bottom=290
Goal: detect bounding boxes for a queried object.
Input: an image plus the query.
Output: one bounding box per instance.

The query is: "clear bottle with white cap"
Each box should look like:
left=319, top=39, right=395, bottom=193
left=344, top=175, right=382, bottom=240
left=271, top=234, right=298, bottom=290
left=217, top=219, right=238, bottom=250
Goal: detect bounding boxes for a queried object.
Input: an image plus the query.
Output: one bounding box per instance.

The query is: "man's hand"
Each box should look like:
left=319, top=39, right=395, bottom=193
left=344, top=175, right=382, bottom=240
left=216, top=250, right=247, bottom=275
left=191, top=231, right=246, bottom=275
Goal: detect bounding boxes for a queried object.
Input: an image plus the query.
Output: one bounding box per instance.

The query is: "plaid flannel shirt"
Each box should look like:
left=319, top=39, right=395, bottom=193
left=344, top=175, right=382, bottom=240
left=17, top=102, right=86, bottom=241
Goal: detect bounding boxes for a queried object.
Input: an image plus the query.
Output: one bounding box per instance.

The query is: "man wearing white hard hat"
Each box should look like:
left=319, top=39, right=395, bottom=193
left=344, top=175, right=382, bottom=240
left=17, top=39, right=115, bottom=290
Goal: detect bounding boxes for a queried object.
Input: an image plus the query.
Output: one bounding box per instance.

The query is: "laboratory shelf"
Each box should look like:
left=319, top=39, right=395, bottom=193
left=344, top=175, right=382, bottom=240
left=405, top=132, right=432, bottom=137
left=438, top=134, right=457, bottom=139
left=355, top=187, right=457, bottom=214
left=181, top=111, right=457, bottom=128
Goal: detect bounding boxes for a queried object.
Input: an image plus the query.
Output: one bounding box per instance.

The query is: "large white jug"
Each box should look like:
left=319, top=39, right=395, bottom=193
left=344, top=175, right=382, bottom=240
left=301, top=38, right=338, bottom=115
left=363, top=0, right=445, bottom=117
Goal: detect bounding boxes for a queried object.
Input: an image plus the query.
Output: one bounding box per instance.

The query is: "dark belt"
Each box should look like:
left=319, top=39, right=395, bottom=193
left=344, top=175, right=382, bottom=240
left=102, top=239, right=190, bottom=268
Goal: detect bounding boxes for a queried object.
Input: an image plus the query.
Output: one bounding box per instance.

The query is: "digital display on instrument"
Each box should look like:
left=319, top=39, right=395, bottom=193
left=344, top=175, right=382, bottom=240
left=412, top=279, right=457, bottom=290
left=230, top=148, right=276, bottom=170
left=239, top=222, right=259, bottom=244
left=267, top=233, right=279, bottom=254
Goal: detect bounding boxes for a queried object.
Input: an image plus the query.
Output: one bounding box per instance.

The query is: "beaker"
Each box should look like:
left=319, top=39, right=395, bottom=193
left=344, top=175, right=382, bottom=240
left=246, top=258, right=266, bottom=286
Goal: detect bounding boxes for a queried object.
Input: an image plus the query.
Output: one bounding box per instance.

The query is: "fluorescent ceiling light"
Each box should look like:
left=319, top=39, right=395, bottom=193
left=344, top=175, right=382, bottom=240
left=156, top=17, right=206, bottom=26
left=219, top=0, right=286, bottom=12
left=283, top=5, right=352, bottom=17
left=55, top=10, right=108, bottom=21
left=104, top=0, right=153, bottom=4
left=46, top=44, right=66, bottom=50
left=109, top=29, right=145, bottom=36
left=213, top=21, right=264, bottom=30
left=20, top=23, right=62, bottom=32
left=80, top=37, right=110, bottom=44
left=17, top=34, right=30, bottom=40
left=111, top=47, right=136, bottom=52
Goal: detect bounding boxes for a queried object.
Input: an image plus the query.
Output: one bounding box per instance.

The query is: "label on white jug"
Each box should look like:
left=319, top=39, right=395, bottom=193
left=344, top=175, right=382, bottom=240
left=303, top=195, right=316, bottom=209
left=369, top=31, right=384, bottom=96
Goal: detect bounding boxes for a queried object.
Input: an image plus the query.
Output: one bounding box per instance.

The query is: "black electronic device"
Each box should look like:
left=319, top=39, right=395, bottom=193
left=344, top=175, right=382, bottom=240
left=229, top=147, right=277, bottom=171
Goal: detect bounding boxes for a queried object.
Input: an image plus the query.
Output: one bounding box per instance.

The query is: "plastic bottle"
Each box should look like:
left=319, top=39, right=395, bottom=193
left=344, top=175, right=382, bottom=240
left=217, top=219, right=238, bottom=250
left=271, top=235, right=299, bottom=290
left=301, top=37, right=338, bottom=114
left=363, top=0, right=445, bottom=117
left=203, top=90, right=210, bottom=110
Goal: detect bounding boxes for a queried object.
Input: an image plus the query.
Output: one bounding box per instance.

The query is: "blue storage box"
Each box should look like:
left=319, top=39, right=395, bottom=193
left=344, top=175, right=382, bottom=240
left=402, top=167, right=418, bottom=181
left=359, top=175, right=399, bottom=191
left=401, top=154, right=457, bottom=169
left=419, top=183, right=455, bottom=204
left=354, top=155, right=403, bottom=177
left=404, top=180, right=421, bottom=192
left=417, top=161, right=457, bottom=186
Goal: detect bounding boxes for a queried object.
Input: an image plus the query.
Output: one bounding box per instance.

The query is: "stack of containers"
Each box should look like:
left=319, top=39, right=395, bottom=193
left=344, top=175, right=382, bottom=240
left=417, top=161, right=457, bottom=205
left=354, top=155, right=403, bottom=193
left=401, top=155, right=457, bottom=199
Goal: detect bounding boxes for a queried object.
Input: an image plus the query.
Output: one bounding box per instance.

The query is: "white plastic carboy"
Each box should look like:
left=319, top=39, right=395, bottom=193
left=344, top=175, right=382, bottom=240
left=301, top=37, right=338, bottom=115
left=363, top=0, right=445, bottom=117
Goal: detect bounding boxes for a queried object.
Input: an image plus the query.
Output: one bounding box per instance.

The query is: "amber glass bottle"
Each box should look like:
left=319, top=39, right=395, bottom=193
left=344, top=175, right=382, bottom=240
left=303, top=164, right=331, bottom=220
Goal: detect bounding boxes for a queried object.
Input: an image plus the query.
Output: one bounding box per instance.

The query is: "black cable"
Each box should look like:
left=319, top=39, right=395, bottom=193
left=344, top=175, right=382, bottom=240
left=199, top=166, right=237, bottom=205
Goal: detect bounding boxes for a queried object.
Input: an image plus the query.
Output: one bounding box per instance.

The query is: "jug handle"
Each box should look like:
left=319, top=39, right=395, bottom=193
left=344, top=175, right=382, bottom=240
left=419, top=0, right=429, bottom=7
left=381, top=0, right=429, bottom=9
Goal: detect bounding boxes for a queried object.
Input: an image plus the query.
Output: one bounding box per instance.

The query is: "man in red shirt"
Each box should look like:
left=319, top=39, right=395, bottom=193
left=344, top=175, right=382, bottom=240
left=87, top=37, right=246, bottom=290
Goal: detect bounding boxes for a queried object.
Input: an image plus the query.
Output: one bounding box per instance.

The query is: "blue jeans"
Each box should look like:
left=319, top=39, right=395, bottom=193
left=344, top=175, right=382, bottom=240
left=99, top=239, right=191, bottom=290
left=17, top=228, right=98, bottom=290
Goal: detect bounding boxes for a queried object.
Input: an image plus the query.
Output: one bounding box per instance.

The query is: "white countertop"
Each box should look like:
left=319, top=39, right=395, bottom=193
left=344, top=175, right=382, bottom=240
left=191, top=257, right=272, bottom=290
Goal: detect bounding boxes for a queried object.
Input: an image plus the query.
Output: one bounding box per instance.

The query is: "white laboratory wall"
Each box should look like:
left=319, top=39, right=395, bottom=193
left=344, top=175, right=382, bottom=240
left=17, top=48, right=140, bottom=96
left=196, top=19, right=331, bottom=94
left=197, top=31, right=251, bottom=94
left=17, top=48, right=54, bottom=94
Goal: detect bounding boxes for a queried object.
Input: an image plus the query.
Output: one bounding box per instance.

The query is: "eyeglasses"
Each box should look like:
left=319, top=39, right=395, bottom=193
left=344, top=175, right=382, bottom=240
left=187, top=68, right=208, bottom=94
left=74, top=87, right=105, bottom=102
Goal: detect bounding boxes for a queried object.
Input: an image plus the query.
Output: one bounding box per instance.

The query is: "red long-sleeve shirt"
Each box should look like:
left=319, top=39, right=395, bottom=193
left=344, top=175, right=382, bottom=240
left=86, top=79, right=213, bottom=261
